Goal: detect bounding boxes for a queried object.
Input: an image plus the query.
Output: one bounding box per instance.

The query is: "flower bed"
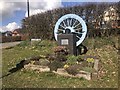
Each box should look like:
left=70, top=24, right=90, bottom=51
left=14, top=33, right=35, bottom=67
left=20, top=46, right=100, bottom=80
left=24, top=54, right=100, bottom=80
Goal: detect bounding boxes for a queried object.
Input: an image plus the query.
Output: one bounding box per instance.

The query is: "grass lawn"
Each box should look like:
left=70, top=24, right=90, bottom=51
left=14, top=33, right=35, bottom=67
left=2, top=36, right=119, bottom=88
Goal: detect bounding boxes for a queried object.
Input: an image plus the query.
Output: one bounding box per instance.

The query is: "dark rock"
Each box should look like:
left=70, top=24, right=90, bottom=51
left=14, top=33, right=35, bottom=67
left=23, top=60, right=31, bottom=65
left=9, top=60, right=26, bottom=73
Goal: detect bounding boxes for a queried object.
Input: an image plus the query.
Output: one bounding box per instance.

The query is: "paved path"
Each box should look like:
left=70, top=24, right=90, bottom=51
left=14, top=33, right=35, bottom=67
left=0, top=41, right=22, bottom=49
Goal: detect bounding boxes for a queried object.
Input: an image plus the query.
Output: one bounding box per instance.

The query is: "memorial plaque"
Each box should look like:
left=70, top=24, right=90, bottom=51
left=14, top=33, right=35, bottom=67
left=61, top=39, right=69, bottom=45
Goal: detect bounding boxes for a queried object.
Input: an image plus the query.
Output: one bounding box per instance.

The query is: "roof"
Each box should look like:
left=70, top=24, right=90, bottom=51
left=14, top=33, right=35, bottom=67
left=12, top=28, right=22, bottom=33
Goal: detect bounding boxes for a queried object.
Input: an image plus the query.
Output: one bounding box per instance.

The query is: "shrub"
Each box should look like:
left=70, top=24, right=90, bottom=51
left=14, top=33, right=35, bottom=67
left=63, top=64, right=69, bottom=69
left=48, top=60, right=64, bottom=72
left=66, top=55, right=81, bottom=65
left=17, top=40, right=30, bottom=47
left=65, top=64, right=80, bottom=76
left=86, top=58, right=95, bottom=67
left=76, top=55, right=84, bottom=62
left=22, top=3, right=119, bottom=40
left=53, top=46, right=68, bottom=55
left=86, top=58, right=95, bottom=63
left=2, top=36, right=21, bottom=43
left=56, top=54, right=67, bottom=62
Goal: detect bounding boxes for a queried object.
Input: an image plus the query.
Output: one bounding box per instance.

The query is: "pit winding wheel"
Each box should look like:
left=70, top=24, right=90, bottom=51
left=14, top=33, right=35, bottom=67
left=54, top=14, right=87, bottom=46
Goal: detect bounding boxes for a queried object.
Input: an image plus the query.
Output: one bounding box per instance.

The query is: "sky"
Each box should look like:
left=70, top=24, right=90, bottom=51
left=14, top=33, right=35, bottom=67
left=0, top=0, right=119, bottom=32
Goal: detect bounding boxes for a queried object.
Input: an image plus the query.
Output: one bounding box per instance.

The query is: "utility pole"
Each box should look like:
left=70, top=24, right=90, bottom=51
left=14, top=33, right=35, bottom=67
left=27, top=0, right=30, bottom=17
left=27, top=0, right=30, bottom=40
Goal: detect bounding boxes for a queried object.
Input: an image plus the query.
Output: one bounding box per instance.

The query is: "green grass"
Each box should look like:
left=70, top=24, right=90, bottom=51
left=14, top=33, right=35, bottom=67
left=2, top=37, right=119, bottom=88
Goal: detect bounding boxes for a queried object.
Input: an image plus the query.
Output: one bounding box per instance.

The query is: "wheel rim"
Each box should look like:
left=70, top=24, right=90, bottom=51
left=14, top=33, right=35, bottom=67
left=54, top=14, right=87, bottom=46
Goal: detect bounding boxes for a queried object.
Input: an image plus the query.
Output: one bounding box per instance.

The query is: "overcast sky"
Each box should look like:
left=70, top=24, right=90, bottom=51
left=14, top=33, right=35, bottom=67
left=0, top=0, right=119, bottom=32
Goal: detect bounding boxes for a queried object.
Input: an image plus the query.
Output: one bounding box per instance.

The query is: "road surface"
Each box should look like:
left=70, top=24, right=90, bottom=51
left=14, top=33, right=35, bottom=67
left=0, top=41, right=21, bottom=49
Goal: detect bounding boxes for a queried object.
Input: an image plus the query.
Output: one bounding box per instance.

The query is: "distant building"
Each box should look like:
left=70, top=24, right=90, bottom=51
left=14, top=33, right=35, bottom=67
left=103, top=6, right=119, bottom=28
left=4, top=31, right=12, bottom=36
left=12, top=28, right=22, bottom=36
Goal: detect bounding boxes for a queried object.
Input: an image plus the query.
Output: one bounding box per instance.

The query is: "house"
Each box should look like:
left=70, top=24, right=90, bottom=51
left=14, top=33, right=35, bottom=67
left=3, top=31, right=12, bottom=36
left=103, top=6, right=119, bottom=28
left=12, top=28, right=22, bottom=36
left=12, top=28, right=29, bottom=40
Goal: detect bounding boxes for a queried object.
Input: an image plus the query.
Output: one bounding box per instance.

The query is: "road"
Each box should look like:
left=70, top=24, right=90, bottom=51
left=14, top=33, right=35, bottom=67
left=0, top=41, right=21, bottom=49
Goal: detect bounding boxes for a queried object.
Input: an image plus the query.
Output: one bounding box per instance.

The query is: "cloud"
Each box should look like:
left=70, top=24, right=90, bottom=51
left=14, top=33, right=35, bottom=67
left=0, top=26, right=8, bottom=32
left=25, top=0, right=62, bottom=17
left=0, top=2, right=15, bottom=20
left=25, top=9, right=45, bottom=17
left=0, top=0, right=62, bottom=32
left=6, top=22, right=20, bottom=31
left=0, top=22, right=20, bottom=32
left=1, top=0, right=62, bottom=19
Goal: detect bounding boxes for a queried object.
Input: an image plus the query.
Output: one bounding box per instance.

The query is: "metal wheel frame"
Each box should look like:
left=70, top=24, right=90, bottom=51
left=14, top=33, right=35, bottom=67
left=54, top=14, right=87, bottom=46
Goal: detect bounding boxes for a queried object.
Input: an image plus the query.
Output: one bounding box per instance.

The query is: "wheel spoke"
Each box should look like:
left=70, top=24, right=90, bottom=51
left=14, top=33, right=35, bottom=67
left=74, top=27, right=82, bottom=31
left=72, top=19, right=78, bottom=27
left=74, top=23, right=81, bottom=28
left=58, top=29, right=64, bottom=31
left=56, top=29, right=64, bottom=34
left=62, top=20, right=67, bottom=27
left=67, top=19, right=70, bottom=26
left=76, top=36, right=81, bottom=39
left=70, top=18, right=72, bottom=26
left=77, top=33, right=82, bottom=37
left=81, top=31, right=85, bottom=33
left=60, top=24, right=66, bottom=29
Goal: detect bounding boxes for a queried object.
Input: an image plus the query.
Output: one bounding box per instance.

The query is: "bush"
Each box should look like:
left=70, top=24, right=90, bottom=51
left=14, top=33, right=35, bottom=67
left=66, top=55, right=83, bottom=65
left=56, top=54, right=67, bottom=62
left=53, top=46, right=68, bottom=55
left=86, top=58, right=95, bottom=63
left=65, top=64, right=80, bottom=76
left=17, top=40, right=30, bottom=47
left=48, top=60, right=64, bottom=72
left=22, top=3, right=119, bottom=40
left=2, top=36, right=21, bottom=43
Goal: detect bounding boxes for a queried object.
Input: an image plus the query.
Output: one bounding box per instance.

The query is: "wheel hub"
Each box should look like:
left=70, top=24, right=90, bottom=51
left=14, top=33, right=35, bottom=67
left=65, top=27, right=74, bottom=34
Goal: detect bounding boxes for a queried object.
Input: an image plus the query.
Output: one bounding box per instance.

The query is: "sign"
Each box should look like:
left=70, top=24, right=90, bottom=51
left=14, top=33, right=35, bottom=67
left=61, top=39, right=69, bottom=45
